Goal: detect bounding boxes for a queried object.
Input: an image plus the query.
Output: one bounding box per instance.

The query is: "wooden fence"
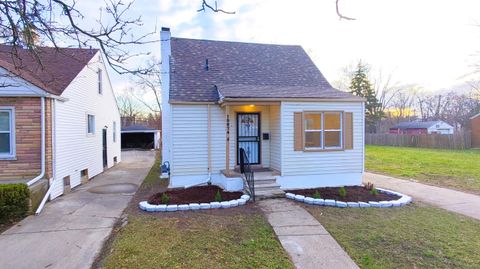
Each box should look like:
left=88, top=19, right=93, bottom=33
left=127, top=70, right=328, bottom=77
left=365, top=132, right=472, bottom=150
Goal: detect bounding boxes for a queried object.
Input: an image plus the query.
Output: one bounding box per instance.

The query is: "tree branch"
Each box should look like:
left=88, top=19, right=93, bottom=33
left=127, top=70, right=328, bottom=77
left=336, top=0, right=355, bottom=20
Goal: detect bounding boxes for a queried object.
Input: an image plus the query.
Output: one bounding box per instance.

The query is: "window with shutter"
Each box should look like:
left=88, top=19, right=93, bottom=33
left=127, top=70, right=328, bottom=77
left=294, top=111, right=353, bottom=151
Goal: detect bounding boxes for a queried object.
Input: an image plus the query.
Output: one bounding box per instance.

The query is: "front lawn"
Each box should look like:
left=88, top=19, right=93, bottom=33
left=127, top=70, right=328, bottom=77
left=97, top=151, right=292, bottom=269
left=366, top=145, right=480, bottom=194
left=102, top=212, right=292, bottom=269
left=305, top=204, right=480, bottom=269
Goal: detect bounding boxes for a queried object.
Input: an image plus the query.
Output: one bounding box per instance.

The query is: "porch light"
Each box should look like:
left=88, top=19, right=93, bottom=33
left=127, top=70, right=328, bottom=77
left=249, top=104, right=255, bottom=107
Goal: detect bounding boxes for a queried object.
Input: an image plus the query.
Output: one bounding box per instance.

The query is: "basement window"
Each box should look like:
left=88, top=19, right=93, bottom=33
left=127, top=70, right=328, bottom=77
left=0, top=107, right=15, bottom=159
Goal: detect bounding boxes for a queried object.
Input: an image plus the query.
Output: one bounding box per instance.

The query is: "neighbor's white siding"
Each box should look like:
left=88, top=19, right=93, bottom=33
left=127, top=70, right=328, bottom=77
left=171, top=104, right=226, bottom=175
left=53, top=52, right=121, bottom=194
left=269, top=105, right=281, bottom=171
left=281, top=101, right=364, bottom=176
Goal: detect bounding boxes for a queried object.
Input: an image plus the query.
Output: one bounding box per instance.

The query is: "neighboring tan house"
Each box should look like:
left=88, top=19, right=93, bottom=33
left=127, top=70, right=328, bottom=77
left=471, top=113, right=480, bottom=148
left=0, top=45, right=121, bottom=208
left=389, top=120, right=454, bottom=135
left=160, top=28, right=365, bottom=197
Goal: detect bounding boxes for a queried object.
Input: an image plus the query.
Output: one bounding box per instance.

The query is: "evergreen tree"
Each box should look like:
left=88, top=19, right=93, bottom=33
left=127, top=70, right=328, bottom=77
left=349, top=61, right=384, bottom=133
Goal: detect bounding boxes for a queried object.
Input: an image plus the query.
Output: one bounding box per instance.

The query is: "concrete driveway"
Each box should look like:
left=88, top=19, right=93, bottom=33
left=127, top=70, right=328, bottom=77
left=0, top=150, right=155, bottom=269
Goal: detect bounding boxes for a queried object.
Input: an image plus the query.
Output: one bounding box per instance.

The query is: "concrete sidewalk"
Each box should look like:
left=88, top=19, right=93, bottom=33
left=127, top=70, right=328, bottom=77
left=364, top=172, right=480, bottom=220
left=0, top=150, right=155, bottom=269
left=260, top=199, right=359, bottom=269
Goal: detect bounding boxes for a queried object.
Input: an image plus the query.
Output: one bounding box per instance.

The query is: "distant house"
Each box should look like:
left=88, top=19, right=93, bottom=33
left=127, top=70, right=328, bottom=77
left=389, top=121, right=454, bottom=135
left=471, top=113, right=480, bottom=148
left=0, top=45, right=121, bottom=207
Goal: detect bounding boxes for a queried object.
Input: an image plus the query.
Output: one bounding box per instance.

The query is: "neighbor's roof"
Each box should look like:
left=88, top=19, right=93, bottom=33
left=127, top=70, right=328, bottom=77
left=121, top=125, right=158, bottom=132
left=390, top=121, right=452, bottom=129
left=0, top=45, right=99, bottom=95
left=169, top=37, right=361, bottom=103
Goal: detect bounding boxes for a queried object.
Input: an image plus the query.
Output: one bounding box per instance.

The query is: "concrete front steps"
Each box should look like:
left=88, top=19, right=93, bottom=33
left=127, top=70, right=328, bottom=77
left=250, top=172, right=285, bottom=200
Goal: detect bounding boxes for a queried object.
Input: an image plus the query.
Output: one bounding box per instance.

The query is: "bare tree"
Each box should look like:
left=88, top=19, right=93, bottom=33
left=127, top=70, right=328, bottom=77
left=131, top=57, right=161, bottom=114
left=0, top=0, right=233, bottom=75
left=117, top=87, right=141, bottom=119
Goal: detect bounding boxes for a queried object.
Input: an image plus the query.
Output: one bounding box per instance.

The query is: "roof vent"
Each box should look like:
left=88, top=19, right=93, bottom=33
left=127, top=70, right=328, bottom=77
left=204, top=59, right=209, bottom=71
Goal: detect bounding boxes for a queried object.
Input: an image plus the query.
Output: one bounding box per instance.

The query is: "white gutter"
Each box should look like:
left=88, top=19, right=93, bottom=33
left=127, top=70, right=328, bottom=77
left=27, top=97, right=45, bottom=187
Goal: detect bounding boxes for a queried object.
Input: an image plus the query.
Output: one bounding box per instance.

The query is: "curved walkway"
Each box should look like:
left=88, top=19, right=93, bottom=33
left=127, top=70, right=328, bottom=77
left=364, top=172, right=480, bottom=220
left=0, top=150, right=155, bottom=269
left=260, top=199, right=359, bottom=269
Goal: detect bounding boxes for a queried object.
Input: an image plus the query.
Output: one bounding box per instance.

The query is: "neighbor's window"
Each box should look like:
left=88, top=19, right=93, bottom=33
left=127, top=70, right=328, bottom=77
left=113, top=121, right=117, bottom=142
left=304, top=112, right=342, bottom=150
left=87, top=114, right=95, bottom=134
left=0, top=108, right=15, bottom=158
left=97, top=68, right=103, bottom=94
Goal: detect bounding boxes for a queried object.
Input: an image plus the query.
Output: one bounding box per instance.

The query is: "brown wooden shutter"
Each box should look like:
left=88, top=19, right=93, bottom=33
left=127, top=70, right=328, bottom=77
left=294, top=112, right=303, bottom=151
left=344, top=112, right=354, bottom=149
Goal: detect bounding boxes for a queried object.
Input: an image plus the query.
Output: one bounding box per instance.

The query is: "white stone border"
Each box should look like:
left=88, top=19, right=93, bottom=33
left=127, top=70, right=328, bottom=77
left=139, top=194, right=251, bottom=212
left=285, top=187, right=412, bottom=208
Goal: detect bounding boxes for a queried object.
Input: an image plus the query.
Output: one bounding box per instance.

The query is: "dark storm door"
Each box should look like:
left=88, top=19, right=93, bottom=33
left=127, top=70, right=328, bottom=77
left=237, top=113, right=260, bottom=165
left=102, top=129, right=108, bottom=168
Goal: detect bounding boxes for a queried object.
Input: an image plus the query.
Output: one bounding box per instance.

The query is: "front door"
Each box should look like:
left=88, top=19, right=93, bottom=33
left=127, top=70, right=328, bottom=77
left=237, top=113, right=260, bottom=164
left=102, top=129, right=108, bottom=168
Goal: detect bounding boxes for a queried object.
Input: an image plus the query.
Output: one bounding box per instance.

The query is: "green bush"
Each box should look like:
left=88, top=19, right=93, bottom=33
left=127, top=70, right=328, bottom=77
left=215, top=190, right=222, bottom=202
left=370, top=188, right=378, bottom=196
left=338, top=187, right=347, bottom=198
left=313, top=191, right=321, bottom=199
left=0, top=183, right=30, bottom=223
left=161, top=193, right=170, bottom=204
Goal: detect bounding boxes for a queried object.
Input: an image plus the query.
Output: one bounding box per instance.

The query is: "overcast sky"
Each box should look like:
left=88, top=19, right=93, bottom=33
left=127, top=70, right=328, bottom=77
left=88, top=0, right=480, bottom=94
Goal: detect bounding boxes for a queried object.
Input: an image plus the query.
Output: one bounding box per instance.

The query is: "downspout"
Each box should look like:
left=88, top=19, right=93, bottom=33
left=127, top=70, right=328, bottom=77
left=27, top=97, right=45, bottom=187
left=35, top=99, right=56, bottom=215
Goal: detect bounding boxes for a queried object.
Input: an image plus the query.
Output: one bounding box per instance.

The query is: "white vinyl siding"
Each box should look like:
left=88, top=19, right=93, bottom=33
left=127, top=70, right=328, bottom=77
left=269, top=105, right=281, bottom=171
left=0, top=108, right=15, bottom=158
left=281, top=101, right=364, bottom=176
left=171, top=105, right=226, bottom=175
left=54, top=52, right=121, bottom=193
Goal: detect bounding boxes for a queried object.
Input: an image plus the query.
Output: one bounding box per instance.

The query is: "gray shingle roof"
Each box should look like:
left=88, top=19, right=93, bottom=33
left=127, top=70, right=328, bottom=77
left=169, top=37, right=360, bottom=102
left=0, top=45, right=98, bottom=95
left=390, top=121, right=449, bottom=129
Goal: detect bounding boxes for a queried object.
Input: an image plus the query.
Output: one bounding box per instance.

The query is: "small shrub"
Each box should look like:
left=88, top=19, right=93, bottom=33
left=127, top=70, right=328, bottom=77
left=312, top=191, right=321, bottom=199
left=214, top=190, right=222, bottom=202
left=338, top=187, right=347, bottom=198
left=370, top=188, right=378, bottom=196
left=160, top=193, right=169, bottom=204
left=0, top=183, right=30, bottom=224
left=365, top=182, right=374, bottom=190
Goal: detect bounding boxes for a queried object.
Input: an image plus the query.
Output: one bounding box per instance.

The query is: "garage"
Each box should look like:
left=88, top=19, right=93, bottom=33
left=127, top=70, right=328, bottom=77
left=121, top=125, right=161, bottom=150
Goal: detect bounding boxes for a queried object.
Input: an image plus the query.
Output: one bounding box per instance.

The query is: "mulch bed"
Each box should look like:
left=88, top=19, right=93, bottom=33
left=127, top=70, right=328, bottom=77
left=148, top=185, right=243, bottom=205
left=286, top=186, right=401, bottom=202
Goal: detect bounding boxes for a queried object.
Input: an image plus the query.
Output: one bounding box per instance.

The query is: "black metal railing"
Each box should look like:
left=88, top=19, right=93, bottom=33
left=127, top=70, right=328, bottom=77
left=239, top=148, right=255, bottom=201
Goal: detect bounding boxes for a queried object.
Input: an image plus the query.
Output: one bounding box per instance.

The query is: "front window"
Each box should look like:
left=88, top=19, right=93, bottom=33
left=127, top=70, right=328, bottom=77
left=304, top=112, right=342, bottom=150
left=87, top=114, right=95, bottom=134
left=0, top=108, right=15, bottom=158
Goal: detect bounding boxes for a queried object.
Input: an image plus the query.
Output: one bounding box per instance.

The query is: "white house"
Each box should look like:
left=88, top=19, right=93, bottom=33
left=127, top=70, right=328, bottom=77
left=0, top=45, right=121, bottom=210
left=160, top=28, right=365, bottom=198
left=389, top=120, right=454, bottom=135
